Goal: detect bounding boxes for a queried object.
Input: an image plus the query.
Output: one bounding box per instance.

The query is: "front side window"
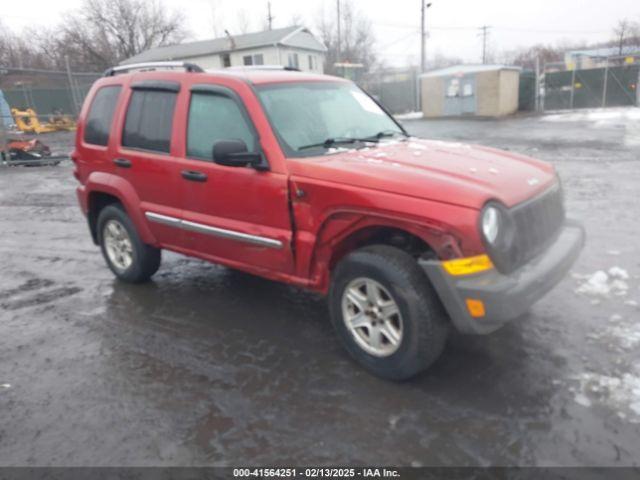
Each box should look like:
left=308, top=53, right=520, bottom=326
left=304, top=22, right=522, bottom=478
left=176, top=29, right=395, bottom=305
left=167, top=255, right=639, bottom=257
left=257, top=82, right=402, bottom=157
left=122, top=89, right=177, bottom=154
left=84, top=85, right=122, bottom=146
left=187, top=92, right=256, bottom=160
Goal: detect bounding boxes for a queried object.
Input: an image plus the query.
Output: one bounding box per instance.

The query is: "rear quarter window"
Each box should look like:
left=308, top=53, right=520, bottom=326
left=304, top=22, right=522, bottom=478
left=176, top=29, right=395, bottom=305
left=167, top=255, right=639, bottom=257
left=122, top=89, right=177, bottom=154
left=83, top=86, right=122, bottom=146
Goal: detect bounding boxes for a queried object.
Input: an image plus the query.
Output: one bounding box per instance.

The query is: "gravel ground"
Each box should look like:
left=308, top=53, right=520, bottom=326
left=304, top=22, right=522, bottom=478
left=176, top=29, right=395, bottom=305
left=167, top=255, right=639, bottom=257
left=0, top=109, right=639, bottom=467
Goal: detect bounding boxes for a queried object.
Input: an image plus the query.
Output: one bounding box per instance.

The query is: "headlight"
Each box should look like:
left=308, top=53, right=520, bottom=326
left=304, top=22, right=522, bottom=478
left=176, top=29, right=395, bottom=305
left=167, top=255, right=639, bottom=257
left=481, top=206, right=501, bottom=244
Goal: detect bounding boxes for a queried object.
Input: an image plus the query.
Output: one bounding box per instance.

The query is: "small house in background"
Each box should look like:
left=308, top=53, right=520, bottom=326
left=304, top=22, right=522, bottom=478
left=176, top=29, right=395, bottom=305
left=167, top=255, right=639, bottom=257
left=420, top=64, right=521, bottom=117
left=121, top=26, right=327, bottom=73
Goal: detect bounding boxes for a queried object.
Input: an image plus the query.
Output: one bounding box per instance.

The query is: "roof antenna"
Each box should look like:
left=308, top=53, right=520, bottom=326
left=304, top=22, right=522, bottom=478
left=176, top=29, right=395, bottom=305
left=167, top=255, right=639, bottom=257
left=224, top=29, right=236, bottom=50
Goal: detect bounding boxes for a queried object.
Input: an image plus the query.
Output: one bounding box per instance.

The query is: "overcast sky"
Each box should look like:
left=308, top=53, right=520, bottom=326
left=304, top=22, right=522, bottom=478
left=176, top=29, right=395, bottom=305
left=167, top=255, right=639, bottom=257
left=1, top=0, right=639, bottom=66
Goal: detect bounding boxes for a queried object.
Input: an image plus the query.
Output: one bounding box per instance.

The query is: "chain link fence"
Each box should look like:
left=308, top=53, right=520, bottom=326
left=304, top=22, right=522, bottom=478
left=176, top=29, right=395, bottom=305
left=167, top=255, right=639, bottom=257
left=518, top=55, right=640, bottom=112
left=0, top=66, right=101, bottom=126
left=359, top=67, right=420, bottom=115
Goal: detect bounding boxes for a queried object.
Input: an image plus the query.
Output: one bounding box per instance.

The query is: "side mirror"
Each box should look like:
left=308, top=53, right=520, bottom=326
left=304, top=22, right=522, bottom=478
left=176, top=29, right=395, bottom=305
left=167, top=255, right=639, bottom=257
left=212, top=139, right=265, bottom=169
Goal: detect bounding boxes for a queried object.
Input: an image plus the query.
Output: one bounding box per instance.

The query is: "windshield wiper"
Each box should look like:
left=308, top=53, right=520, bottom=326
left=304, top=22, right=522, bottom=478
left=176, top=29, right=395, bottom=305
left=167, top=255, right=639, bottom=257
left=362, top=130, right=409, bottom=142
left=298, top=137, right=377, bottom=151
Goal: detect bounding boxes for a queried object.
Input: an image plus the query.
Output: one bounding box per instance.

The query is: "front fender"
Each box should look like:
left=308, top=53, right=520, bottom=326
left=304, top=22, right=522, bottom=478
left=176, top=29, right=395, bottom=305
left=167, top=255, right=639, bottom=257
left=300, top=209, right=467, bottom=292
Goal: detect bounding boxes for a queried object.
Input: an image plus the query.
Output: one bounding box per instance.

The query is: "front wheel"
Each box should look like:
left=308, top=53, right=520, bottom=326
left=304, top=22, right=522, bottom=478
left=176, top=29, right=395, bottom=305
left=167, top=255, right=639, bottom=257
left=329, top=245, right=449, bottom=381
left=97, top=204, right=161, bottom=283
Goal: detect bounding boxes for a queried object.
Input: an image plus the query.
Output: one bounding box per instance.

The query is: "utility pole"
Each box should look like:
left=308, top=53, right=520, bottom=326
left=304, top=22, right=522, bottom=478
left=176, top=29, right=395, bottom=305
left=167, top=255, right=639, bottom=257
left=336, top=0, right=341, bottom=63
left=420, top=2, right=432, bottom=73
left=479, top=25, right=490, bottom=64
left=267, top=1, right=274, bottom=30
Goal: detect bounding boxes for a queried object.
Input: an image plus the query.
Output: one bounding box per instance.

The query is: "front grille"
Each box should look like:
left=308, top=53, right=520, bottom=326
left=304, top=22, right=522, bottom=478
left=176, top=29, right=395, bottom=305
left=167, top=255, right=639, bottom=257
left=500, top=183, right=565, bottom=272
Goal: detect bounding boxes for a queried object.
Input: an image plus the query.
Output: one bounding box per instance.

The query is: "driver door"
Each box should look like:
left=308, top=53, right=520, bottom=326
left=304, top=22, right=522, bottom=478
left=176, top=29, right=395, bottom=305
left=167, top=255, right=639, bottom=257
left=177, top=84, right=294, bottom=274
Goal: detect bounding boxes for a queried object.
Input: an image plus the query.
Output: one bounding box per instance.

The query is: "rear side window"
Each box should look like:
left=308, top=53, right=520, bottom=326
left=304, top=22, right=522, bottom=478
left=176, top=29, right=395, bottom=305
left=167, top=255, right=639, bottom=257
left=122, top=89, right=177, bottom=153
left=187, top=92, right=256, bottom=160
left=83, top=86, right=122, bottom=146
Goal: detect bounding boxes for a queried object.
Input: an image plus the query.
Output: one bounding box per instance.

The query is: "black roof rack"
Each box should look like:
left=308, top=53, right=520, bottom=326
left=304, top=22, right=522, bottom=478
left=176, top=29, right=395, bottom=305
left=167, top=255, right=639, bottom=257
left=103, top=61, right=204, bottom=77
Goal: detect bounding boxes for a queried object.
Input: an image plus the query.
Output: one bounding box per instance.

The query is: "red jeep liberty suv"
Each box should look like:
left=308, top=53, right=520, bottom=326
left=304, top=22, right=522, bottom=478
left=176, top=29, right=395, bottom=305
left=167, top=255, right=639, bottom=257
left=72, top=62, right=585, bottom=380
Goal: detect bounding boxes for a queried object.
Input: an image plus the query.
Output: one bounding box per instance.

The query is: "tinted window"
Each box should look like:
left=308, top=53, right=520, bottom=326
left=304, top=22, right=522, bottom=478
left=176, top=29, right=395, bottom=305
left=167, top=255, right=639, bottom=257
left=83, top=86, right=121, bottom=146
left=187, top=92, right=256, bottom=160
left=122, top=90, right=177, bottom=153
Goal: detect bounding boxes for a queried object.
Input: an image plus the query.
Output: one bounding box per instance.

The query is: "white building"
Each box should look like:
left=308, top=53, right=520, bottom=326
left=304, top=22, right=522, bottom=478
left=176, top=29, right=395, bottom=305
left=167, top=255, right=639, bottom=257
left=122, top=26, right=327, bottom=73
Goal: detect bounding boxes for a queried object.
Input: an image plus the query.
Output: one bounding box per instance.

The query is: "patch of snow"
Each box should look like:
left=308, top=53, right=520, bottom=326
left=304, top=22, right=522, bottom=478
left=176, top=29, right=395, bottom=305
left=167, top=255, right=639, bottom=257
left=574, top=393, right=592, bottom=407
left=542, top=107, right=640, bottom=124
left=607, top=250, right=622, bottom=256
left=0, top=383, right=10, bottom=389
left=325, top=147, right=353, bottom=155
left=575, top=270, right=631, bottom=298
left=573, top=371, right=640, bottom=421
left=388, top=414, right=401, bottom=429
left=609, top=325, right=640, bottom=349
left=575, top=271, right=610, bottom=296
left=408, top=142, right=428, bottom=150
left=624, top=300, right=638, bottom=307
left=609, top=267, right=630, bottom=280
left=395, top=111, right=423, bottom=120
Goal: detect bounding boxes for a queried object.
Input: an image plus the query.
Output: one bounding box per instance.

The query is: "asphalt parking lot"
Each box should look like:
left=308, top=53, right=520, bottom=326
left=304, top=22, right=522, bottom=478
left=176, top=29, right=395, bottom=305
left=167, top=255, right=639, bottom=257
left=1, top=109, right=639, bottom=467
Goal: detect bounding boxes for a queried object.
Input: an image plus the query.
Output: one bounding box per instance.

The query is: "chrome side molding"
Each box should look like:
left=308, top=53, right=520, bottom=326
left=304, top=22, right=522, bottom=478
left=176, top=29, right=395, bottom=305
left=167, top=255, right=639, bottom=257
left=144, top=211, right=283, bottom=249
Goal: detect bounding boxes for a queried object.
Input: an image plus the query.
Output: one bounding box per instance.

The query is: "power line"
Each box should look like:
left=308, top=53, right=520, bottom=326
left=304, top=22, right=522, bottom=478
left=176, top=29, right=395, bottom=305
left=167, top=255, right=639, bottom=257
left=373, top=21, right=609, bottom=35
left=378, top=30, right=420, bottom=50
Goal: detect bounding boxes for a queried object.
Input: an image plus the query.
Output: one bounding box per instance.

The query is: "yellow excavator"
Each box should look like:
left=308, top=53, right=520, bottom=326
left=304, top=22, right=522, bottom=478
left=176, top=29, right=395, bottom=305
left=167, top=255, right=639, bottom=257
left=11, top=108, right=76, bottom=134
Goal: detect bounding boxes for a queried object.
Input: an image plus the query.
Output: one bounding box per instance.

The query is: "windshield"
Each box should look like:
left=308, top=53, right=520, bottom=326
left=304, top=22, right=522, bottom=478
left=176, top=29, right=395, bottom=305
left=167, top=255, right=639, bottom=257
left=256, top=82, right=405, bottom=156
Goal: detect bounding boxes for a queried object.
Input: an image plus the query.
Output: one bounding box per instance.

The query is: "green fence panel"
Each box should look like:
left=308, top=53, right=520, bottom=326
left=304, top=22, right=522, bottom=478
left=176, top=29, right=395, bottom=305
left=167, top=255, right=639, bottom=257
left=3, top=87, right=76, bottom=115
left=518, top=71, right=536, bottom=111
left=544, top=65, right=639, bottom=110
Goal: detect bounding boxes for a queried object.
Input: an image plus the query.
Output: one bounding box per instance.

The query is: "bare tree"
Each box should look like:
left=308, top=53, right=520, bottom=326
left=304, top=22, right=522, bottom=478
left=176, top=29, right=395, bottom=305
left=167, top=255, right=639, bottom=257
left=208, top=0, right=222, bottom=38
left=58, top=0, right=188, bottom=71
left=0, top=22, right=53, bottom=69
left=236, top=9, right=252, bottom=35
left=316, top=0, right=376, bottom=74
left=501, top=44, right=570, bottom=70
left=431, top=52, right=463, bottom=70
left=614, top=19, right=632, bottom=56
left=612, top=18, right=640, bottom=55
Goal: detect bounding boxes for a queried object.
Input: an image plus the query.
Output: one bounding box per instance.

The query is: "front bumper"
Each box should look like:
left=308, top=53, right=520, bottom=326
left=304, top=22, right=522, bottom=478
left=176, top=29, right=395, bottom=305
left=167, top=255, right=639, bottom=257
left=419, top=220, right=585, bottom=335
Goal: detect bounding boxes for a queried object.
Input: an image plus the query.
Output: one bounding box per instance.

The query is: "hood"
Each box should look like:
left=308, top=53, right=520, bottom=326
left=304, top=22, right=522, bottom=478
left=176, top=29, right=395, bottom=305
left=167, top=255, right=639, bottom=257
left=287, top=138, right=557, bottom=209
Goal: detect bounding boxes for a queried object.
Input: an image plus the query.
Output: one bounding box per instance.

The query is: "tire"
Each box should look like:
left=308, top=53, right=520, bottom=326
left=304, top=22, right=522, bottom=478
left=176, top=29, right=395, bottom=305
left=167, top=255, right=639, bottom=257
left=97, top=204, right=161, bottom=283
left=329, top=245, right=449, bottom=381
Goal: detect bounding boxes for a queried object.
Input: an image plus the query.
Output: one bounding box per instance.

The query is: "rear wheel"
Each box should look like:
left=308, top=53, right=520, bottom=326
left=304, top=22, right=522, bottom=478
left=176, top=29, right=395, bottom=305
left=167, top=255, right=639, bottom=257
left=97, top=204, right=161, bottom=283
left=329, top=245, right=449, bottom=381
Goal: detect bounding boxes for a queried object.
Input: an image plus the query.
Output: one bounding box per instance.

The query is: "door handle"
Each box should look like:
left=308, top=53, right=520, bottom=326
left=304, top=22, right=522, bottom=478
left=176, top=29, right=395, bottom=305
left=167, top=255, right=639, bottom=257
left=113, top=158, right=131, bottom=168
left=181, top=170, right=208, bottom=182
